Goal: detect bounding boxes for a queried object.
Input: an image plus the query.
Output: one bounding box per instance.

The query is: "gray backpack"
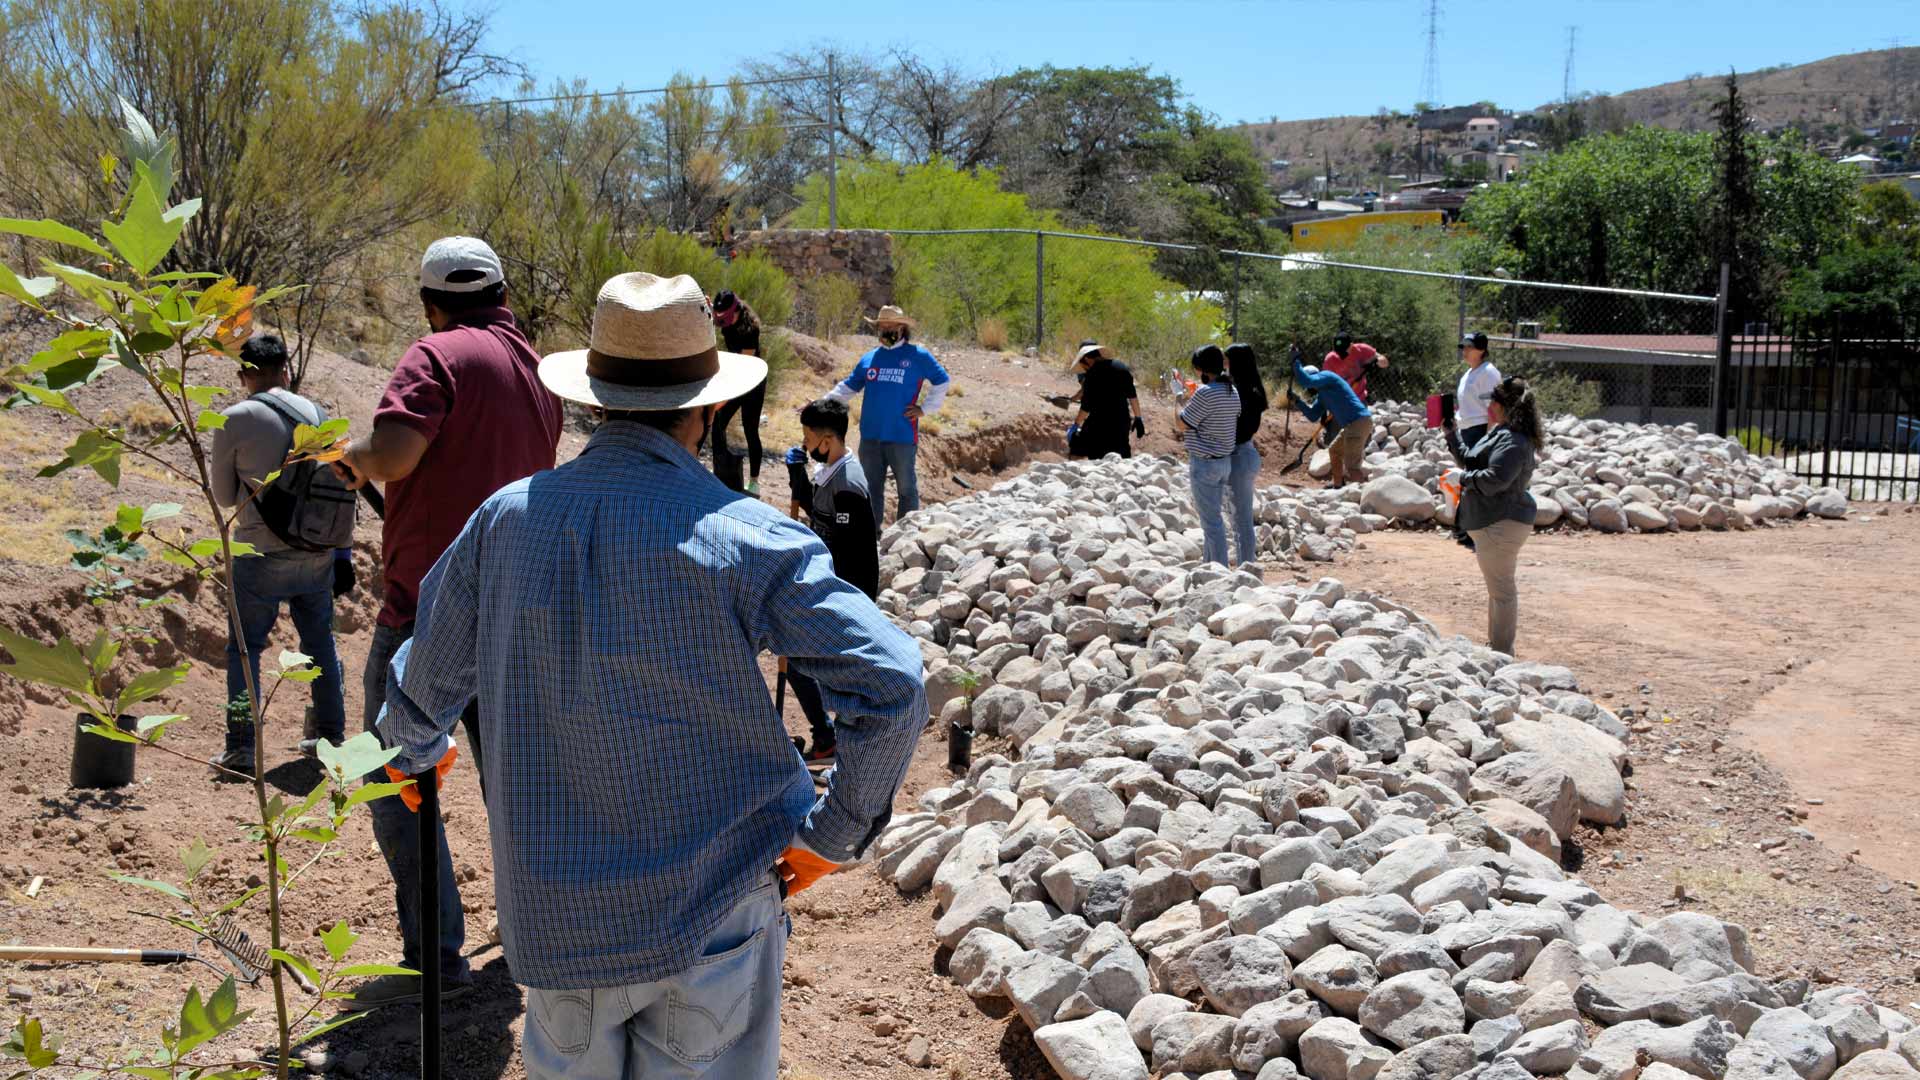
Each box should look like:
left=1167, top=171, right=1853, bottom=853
left=250, top=392, right=356, bottom=552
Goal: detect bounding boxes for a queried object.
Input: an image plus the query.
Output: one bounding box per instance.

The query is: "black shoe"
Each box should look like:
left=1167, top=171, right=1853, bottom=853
left=209, top=748, right=258, bottom=782
left=801, top=741, right=837, bottom=767
left=341, top=973, right=474, bottom=1013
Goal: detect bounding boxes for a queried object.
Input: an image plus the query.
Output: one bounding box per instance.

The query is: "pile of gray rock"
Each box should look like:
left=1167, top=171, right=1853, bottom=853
left=868, top=466, right=1913, bottom=1080
left=1303, top=404, right=1851, bottom=533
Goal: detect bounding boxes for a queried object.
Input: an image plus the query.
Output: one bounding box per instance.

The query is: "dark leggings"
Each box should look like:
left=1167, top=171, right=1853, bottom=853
left=714, top=379, right=766, bottom=480
left=788, top=668, right=834, bottom=749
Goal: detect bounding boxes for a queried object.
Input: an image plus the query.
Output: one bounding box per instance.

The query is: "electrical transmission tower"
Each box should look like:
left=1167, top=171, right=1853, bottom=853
left=1564, top=27, right=1579, bottom=104
left=1419, top=0, right=1442, bottom=107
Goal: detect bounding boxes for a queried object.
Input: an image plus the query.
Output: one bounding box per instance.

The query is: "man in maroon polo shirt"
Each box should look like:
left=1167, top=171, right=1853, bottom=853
left=334, top=235, right=564, bottom=1010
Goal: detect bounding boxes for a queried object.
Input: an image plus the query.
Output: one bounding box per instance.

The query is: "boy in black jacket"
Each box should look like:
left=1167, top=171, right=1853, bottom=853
left=784, top=399, right=880, bottom=763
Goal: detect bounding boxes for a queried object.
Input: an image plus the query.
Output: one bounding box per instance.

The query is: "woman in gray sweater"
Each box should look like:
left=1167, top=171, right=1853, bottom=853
left=1443, top=376, right=1542, bottom=655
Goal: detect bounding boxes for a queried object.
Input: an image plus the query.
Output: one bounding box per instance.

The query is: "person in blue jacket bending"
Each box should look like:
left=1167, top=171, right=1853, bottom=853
left=1289, top=345, right=1375, bottom=487
left=823, top=305, right=951, bottom=523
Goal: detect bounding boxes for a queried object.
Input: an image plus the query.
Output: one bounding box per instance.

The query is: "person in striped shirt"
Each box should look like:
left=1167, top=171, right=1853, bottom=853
left=1176, top=344, right=1241, bottom=566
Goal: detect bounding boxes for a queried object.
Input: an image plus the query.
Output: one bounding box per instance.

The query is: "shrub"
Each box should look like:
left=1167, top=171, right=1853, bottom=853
left=722, top=251, right=795, bottom=327
left=1519, top=365, right=1604, bottom=419
left=1732, top=425, right=1781, bottom=456
left=800, top=272, right=864, bottom=342
left=975, top=316, right=1009, bottom=351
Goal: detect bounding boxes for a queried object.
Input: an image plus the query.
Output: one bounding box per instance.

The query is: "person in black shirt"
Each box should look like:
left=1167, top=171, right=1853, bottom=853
left=1066, top=342, right=1144, bottom=459
left=1226, top=342, right=1268, bottom=565
left=710, top=290, right=766, bottom=494
left=782, top=399, right=880, bottom=764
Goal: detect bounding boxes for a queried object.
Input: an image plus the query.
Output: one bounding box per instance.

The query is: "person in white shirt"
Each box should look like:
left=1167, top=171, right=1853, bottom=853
left=1453, top=332, right=1504, bottom=550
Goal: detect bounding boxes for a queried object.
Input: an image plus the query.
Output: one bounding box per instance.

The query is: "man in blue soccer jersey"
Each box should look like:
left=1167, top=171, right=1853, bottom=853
left=823, top=305, right=951, bottom=524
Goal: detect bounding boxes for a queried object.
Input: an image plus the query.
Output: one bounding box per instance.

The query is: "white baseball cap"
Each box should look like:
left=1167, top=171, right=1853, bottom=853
left=420, top=236, right=504, bottom=292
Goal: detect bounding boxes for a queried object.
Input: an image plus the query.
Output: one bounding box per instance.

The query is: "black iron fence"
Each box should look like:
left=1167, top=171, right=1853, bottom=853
left=1722, top=313, right=1920, bottom=501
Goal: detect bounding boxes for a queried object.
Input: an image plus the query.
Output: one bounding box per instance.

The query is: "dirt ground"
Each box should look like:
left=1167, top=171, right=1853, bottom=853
left=6, top=322, right=1920, bottom=1077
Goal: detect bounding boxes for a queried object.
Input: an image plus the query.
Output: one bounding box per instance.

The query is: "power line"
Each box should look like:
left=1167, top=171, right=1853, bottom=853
left=448, top=73, right=824, bottom=110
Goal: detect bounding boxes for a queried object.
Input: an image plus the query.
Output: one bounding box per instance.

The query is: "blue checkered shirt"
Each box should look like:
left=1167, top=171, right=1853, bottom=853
left=377, top=421, right=927, bottom=989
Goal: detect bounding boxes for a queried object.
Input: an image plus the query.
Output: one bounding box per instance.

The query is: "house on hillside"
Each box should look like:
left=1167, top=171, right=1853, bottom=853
left=1881, top=123, right=1916, bottom=148
left=1448, top=149, right=1522, bottom=181
left=1838, top=152, right=1884, bottom=173
left=1416, top=105, right=1480, bottom=132
left=1466, top=117, right=1503, bottom=149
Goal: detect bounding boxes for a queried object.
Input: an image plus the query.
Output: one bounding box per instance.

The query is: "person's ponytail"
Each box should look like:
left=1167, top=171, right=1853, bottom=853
left=1491, top=376, right=1545, bottom=456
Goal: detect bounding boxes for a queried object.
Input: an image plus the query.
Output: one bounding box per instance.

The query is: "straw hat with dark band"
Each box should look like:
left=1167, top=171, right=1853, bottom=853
left=862, top=304, right=916, bottom=328
left=540, top=272, right=766, bottom=411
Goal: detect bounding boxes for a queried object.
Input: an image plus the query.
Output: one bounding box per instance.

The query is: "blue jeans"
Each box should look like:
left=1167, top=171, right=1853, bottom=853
left=1228, top=441, right=1262, bottom=566
left=1188, top=454, right=1233, bottom=567
left=223, top=550, right=345, bottom=753
left=363, top=622, right=471, bottom=982
left=523, top=874, right=789, bottom=1079
left=857, top=439, right=917, bottom=523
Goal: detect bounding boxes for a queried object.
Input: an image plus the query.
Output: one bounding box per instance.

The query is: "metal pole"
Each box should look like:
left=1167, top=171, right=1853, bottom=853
left=1034, top=231, right=1045, bottom=351
left=826, top=53, right=838, bottom=231
left=1230, top=252, right=1242, bottom=341
left=417, top=768, right=441, bottom=1078
left=1712, top=261, right=1733, bottom=436
left=1456, top=275, right=1467, bottom=343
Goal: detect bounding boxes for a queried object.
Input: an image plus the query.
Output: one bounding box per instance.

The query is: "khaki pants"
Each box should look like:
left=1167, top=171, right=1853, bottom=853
left=1467, top=518, right=1531, bottom=655
left=1329, top=417, right=1373, bottom=485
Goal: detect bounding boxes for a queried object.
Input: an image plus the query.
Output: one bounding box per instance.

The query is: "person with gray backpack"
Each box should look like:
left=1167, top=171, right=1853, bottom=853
left=208, top=333, right=355, bottom=778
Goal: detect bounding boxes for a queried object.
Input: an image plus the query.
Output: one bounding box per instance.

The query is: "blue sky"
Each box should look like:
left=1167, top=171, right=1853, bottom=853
left=484, top=0, right=1916, bottom=124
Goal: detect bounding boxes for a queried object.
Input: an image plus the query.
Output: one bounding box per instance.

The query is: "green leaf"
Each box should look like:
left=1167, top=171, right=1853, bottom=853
left=316, top=732, right=401, bottom=784
left=195, top=409, right=228, bottom=432
left=83, top=628, right=119, bottom=673
left=0, top=217, right=112, bottom=259
left=319, top=921, right=359, bottom=963
left=40, top=428, right=122, bottom=486
left=109, top=873, right=187, bottom=900
left=212, top=885, right=264, bottom=916
left=278, top=668, right=321, bottom=684
left=101, top=170, right=188, bottom=275
left=267, top=949, right=322, bottom=990
left=343, top=780, right=410, bottom=809
left=333, top=963, right=418, bottom=978
left=114, top=504, right=145, bottom=538
left=15, top=384, right=78, bottom=416
left=278, top=650, right=311, bottom=669
left=135, top=714, right=185, bottom=739
left=16, top=328, right=112, bottom=378
left=0, top=261, right=55, bottom=309
left=289, top=825, right=337, bottom=842
left=143, top=503, right=183, bottom=527
left=42, top=351, right=120, bottom=391
left=41, top=260, right=134, bottom=307
left=122, top=1067, right=174, bottom=1079
left=157, top=548, right=199, bottom=570
left=186, top=538, right=256, bottom=559
left=181, top=838, right=215, bottom=881
left=289, top=1010, right=370, bottom=1047
left=3, top=1016, right=60, bottom=1069
left=116, top=663, right=189, bottom=711
left=81, top=722, right=141, bottom=744
left=150, top=271, right=223, bottom=282
left=0, top=627, right=95, bottom=694
left=290, top=419, right=349, bottom=457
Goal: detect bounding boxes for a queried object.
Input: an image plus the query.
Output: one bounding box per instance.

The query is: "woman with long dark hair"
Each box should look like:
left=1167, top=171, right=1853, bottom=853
left=1444, top=375, right=1542, bottom=655
left=710, top=290, right=766, bottom=493
left=1225, top=342, right=1268, bottom=565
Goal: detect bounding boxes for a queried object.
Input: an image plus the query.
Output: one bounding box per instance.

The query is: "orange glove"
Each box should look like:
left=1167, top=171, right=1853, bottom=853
left=384, top=744, right=458, bottom=813
left=775, top=844, right=840, bottom=896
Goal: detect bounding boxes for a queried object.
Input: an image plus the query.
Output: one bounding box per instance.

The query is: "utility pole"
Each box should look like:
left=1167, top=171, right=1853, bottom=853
left=827, top=52, right=839, bottom=231
left=1563, top=27, right=1578, bottom=105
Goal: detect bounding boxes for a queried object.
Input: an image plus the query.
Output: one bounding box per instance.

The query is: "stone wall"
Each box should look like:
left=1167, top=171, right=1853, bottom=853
left=732, top=229, right=895, bottom=314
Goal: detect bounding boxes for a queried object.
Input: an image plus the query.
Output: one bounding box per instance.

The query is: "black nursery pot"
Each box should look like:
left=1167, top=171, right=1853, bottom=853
left=70, top=713, right=138, bottom=789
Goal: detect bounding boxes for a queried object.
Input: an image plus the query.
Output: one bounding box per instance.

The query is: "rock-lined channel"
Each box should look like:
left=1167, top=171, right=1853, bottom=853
left=864, top=454, right=1908, bottom=1080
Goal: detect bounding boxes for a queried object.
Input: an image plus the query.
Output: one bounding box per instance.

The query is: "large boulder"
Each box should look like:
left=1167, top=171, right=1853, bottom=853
left=1470, top=753, right=1579, bottom=841
left=1361, top=476, right=1437, bottom=523
left=1359, top=969, right=1467, bottom=1049
left=1034, top=1011, right=1152, bottom=1080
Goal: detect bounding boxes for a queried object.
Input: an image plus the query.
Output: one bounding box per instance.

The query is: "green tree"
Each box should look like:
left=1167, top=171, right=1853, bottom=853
left=1457, top=125, right=1857, bottom=304
left=0, top=0, right=507, bottom=386
left=1710, top=73, right=1763, bottom=318
left=988, top=65, right=1182, bottom=233
left=1146, top=108, right=1275, bottom=287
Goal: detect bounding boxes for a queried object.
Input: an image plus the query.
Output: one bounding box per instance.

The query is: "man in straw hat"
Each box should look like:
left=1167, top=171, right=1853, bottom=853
left=823, top=304, right=951, bottom=523
left=376, top=272, right=927, bottom=1078
left=335, top=235, right=563, bottom=1011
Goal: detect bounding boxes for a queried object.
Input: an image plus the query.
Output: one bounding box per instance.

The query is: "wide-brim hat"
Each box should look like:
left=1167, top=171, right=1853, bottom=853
left=862, top=304, right=916, bottom=328
left=1074, top=342, right=1106, bottom=364
left=540, top=272, right=765, bottom=411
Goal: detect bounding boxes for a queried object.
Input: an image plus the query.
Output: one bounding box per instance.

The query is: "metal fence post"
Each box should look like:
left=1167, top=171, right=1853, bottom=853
left=418, top=767, right=441, bottom=1078
left=1712, top=262, right=1732, bottom=436
left=1230, top=251, right=1242, bottom=341
left=826, top=53, right=838, bottom=231
left=1821, top=315, right=1841, bottom=488
left=1456, top=275, right=1467, bottom=343
left=1034, top=231, right=1045, bottom=351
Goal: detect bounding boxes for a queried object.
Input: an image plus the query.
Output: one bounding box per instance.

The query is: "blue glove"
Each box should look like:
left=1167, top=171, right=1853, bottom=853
left=784, top=446, right=806, bottom=465
left=1066, top=423, right=1080, bottom=442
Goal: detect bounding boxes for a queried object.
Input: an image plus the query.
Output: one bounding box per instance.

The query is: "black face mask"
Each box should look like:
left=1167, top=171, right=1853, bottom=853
left=809, top=447, right=831, bottom=464
left=878, top=329, right=902, bottom=346
left=1075, top=372, right=1087, bottom=386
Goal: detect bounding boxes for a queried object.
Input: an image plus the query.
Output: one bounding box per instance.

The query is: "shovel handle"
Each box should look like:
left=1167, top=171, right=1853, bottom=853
left=0, top=945, right=190, bottom=965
